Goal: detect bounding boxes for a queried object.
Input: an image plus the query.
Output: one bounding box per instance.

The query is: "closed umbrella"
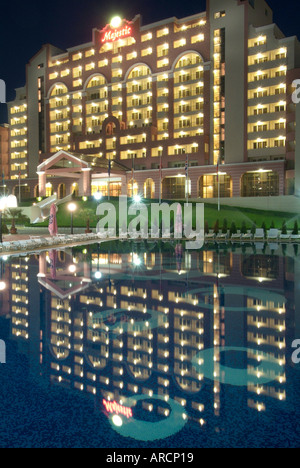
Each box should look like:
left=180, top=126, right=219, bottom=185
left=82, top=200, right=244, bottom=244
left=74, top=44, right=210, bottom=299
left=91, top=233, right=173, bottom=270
left=48, top=203, right=58, bottom=236
left=175, top=203, right=183, bottom=238
left=49, top=249, right=57, bottom=280
left=175, top=243, right=183, bottom=274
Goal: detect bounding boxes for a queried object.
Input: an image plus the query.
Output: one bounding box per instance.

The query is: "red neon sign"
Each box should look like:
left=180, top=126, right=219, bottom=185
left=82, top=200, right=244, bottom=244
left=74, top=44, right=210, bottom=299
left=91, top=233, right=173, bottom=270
left=103, top=399, right=133, bottom=419
left=100, top=19, right=133, bottom=44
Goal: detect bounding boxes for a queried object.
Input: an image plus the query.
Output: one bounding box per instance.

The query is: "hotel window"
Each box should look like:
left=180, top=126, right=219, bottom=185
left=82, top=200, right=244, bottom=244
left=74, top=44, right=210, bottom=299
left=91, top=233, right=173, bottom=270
left=254, top=107, right=268, bottom=115
left=214, top=11, right=226, bottom=19
left=157, top=58, right=169, bottom=68
left=191, top=34, right=204, bottom=44
left=85, top=49, right=95, bottom=58
left=73, top=66, right=82, bottom=78
left=275, top=50, right=287, bottom=60
left=275, top=86, right=286, bottom=95
left=241, top=172, right=279, bottom=197
left=127, top=51, right=138, bottom=61
left=274, top=121, right=285, bottom=130
left=254, top=55, right=268, bottom=64
left=199, top=175, right=232, bottom=199
left=253, top=89, right=268, bottom=98
left=61, top=69, right=70, bottom=77
left=98, top=59, right=109, bottom=68
left=274, top=138, right=285, bottom=147
left=254, top=72, right=268, bottom=81
left=275, top=68, right=286, bottom=77
left=253, top=124, right=268, bottom=132
left=141, top=32, right=152, bottom=42
left=254, top=36, right=266, bottom=47
left=157, top=28, right=169, bottom=38
left=85, top=63, right=95, bottom=71
left=142, top=48, right=152, bottom=57
left=73, top=52, right=82, bottom=61
left=275, top=104, right=285, bottom=112
left=174, top=39, right=186, bottom=48
left=157, top=44, right=169, bottom=57
left=253, top=140, right=268, bottom=149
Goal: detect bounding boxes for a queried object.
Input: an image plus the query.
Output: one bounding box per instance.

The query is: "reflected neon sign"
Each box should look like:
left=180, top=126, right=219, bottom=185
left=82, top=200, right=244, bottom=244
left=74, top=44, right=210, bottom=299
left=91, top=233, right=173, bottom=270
left=103, top=399, right=133, bottom=419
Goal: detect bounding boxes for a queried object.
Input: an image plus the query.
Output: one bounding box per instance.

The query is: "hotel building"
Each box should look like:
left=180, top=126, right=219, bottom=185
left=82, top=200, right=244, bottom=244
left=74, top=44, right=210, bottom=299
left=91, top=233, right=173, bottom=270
left=6, top=0, right=300, bottom=201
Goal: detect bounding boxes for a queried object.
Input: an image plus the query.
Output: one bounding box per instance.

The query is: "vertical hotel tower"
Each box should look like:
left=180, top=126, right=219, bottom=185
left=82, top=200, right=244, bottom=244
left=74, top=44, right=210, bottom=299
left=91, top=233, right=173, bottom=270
left=6, top=0, right=300, bottom=200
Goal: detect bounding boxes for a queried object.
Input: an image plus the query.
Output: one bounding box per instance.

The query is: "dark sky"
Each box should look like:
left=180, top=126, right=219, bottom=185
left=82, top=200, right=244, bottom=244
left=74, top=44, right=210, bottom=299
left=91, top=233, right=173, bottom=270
left=0, top=0, right=299, bottom=124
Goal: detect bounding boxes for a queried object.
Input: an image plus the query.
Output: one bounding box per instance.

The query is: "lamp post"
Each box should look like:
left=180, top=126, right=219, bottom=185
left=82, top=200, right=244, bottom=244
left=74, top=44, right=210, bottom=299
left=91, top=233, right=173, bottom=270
left=0, top=195, right=18, bottom=243
left=68, top=202, right=77, bottom=235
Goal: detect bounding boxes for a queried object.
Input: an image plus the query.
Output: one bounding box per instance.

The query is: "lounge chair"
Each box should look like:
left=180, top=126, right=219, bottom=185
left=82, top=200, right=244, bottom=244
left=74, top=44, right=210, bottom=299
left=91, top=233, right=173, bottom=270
left=254, top=229, right=265, bottom=241
left=290, top=234, right=300, bottom=242
left=205, top=232, right=216, bottom=241
left=241, top=232, right=253, bottom=241
left=216, top=232, right=229, bottom=242
left=231, top=233, right=242, bottom=242
left=279, top=233, right=291, bottom=242
left=267, top=229, right=279, bottom=241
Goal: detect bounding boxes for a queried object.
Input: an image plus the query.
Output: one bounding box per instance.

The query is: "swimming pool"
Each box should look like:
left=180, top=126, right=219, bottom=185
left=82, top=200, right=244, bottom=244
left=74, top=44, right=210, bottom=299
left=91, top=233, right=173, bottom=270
left=0, top=241, right=299, bottom=448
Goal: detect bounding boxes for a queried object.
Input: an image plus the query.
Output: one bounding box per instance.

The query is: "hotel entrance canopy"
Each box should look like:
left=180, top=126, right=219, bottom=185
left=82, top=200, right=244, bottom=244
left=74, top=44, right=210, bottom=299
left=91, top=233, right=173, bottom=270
left=37, top=150, right=129, bottom=197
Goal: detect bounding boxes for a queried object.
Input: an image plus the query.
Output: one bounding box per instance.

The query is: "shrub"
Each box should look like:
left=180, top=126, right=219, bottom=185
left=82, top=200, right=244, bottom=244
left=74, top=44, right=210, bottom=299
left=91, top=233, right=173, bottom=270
left=251, top=222, right=256, bottom=236
left=1, top=223, right=9, bottom=234
left=281, top=221, right=287, bottom=235
left=230, top=222, right=237, bottom=236
left=204, top=221, right=209, bottom=235
left=261, top=222, right=267, bottom=238
left=241, top=221, right=247, bottom=235
left=222, top=218, right=228, bottom=234
left=213, top=220, right=220, bottom=235
left=270, top=220, right=275, bottom=229
left=292, top=221, right=299, bottom=235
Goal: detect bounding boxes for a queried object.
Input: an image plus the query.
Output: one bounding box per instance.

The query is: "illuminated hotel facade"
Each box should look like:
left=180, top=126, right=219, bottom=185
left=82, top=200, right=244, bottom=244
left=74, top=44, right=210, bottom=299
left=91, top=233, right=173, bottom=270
left=6, top=0, right=300, bottom=200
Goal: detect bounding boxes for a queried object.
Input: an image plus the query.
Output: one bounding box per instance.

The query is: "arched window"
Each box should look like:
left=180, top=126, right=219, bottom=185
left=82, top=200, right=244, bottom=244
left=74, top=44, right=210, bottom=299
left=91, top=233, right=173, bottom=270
left=71, top=182, right=79, bottom=197
left=241, top=171, right=279, bottom=197
left=144, top=178, right=155, bottom=199
left=198, top=175, right=232, bottom=198
left=128, top=179, right=139, bottom=197
left=162, top=176, right=190, bottom=200
left=58, top=183, right=66, bottom=199
left=46, top=183, right=53, bottom=198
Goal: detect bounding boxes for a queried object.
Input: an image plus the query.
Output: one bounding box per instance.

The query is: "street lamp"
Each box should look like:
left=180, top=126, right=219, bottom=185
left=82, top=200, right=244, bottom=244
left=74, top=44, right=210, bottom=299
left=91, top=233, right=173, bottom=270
left=94, top=192, right=103, bottom=202
left=0, top=195, right=18, bottom=243
left=68, top=202, right=77, bottom=235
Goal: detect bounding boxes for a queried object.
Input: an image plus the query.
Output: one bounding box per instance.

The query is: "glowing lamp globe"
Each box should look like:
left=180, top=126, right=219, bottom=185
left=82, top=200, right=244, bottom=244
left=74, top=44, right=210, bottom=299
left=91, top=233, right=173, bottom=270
left=111, top=16, right=122, bottom=28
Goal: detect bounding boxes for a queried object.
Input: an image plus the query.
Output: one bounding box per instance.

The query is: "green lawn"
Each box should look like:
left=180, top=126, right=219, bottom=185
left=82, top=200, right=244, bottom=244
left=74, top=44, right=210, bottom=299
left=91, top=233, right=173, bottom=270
left=29, top=197, right=300, bottom=231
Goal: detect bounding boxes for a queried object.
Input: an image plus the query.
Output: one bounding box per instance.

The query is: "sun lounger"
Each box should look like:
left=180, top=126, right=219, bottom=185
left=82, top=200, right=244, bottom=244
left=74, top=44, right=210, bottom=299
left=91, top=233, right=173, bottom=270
left=254, top=229, right=265, bottom=241
left=267, top=229, right=279, bottom=241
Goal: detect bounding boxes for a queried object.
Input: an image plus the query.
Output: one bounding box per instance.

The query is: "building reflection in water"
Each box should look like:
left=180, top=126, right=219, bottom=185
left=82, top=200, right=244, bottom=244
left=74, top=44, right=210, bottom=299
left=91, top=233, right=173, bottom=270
left=5, top=242, right=299, bottom=442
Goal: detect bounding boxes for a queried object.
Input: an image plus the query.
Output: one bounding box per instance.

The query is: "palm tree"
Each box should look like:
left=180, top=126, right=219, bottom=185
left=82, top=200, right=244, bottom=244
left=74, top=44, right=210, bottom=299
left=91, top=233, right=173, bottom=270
left=6, top=208, right=23, bottom=235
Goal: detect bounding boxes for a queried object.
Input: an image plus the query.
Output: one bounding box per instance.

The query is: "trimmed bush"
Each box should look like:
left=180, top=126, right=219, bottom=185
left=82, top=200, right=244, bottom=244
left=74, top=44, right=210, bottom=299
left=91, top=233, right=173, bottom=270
left=292, top=221, right=299, bottom=235
left=204, top=221, right=209, bottom=235
left=281, top=221, right=287, bottom=235
left=222, top=218, right=228, bottom=234
left=230, top=222, right=237, bottom=236
left=241, top=221, right=247, bottom=235
left=213, top=220, right=219, bottom=235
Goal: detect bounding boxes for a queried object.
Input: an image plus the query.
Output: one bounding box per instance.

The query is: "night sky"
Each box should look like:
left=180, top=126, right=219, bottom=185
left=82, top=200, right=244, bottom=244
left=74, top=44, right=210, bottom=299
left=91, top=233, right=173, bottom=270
left=0, top=0, right=299, bottom=124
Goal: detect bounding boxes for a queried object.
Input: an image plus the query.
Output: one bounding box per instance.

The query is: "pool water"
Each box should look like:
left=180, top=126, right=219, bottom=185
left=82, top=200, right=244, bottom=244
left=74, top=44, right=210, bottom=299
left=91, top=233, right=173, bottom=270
left=0, top=241, right=299, bottom=448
